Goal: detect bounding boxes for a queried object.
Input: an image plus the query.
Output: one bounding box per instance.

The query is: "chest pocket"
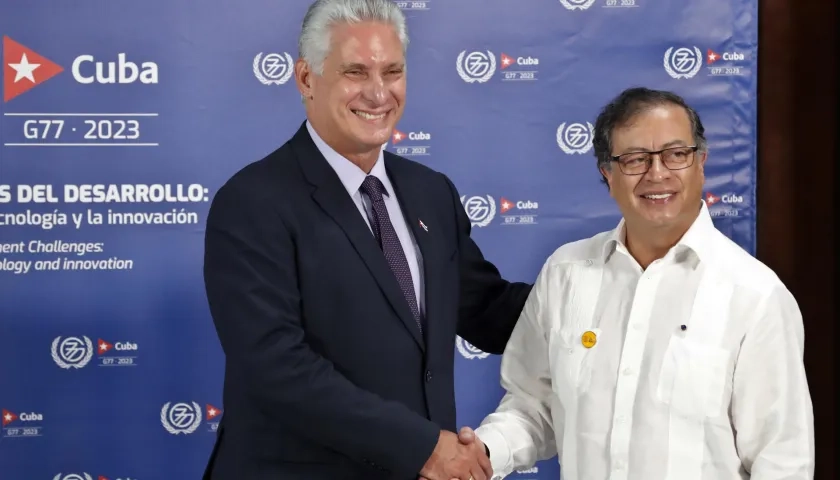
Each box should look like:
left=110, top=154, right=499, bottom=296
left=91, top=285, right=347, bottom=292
left=656, top=335, right=731, bottom=419
left=655, top=269, right=733, bottom=420
left=553, top=327, right=603, bottom=394
left=546, top=261, right=604, bottom=404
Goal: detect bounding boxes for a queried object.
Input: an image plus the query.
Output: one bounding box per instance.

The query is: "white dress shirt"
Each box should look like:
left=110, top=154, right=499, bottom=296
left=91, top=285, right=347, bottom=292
left=306, top=121, right=425, bottom=315
left=474, top=201, right=814, bottom=480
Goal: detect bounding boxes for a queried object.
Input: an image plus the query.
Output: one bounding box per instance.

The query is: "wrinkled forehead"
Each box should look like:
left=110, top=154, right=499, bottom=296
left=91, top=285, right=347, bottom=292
left=611, top=105, right=694, bottom=151
left=328, top=22, right=405, bottom=66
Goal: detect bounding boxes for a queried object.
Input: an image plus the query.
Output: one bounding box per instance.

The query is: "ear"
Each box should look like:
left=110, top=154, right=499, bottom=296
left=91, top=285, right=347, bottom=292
left=295, top=58, right=313, bottom=99
left=600, top=166, right=614, bottom=193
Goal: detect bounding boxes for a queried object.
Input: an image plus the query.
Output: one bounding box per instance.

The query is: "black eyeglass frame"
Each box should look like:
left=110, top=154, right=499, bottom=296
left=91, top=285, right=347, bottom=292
left=609, top=145, right=700, bottom=175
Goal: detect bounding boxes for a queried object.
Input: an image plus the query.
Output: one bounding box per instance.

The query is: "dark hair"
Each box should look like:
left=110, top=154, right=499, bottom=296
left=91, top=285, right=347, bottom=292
left=592, top=87, right=707, bottom=186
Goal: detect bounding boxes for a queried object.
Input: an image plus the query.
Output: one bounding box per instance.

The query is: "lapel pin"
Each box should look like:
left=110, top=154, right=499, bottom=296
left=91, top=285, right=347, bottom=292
left=418, top=219, right=428, bottom=232
left=581, top=330, right=597, bottom=348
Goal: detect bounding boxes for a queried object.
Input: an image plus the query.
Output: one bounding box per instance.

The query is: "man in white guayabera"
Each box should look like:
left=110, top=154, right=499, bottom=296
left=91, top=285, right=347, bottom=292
left=458, top=87, right=815, bottom=480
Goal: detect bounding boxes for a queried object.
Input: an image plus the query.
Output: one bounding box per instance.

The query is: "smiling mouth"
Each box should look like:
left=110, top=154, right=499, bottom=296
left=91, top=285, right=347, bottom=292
left=640, top=193, right=674, bottom=200
left=352, top=110, right=387, bottom=121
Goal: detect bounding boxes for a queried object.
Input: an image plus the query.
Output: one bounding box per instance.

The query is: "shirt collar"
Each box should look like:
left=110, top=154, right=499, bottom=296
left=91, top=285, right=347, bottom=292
left=601, top=199, right=715, bottom=264
left=306, top=120, right=391, bottom=197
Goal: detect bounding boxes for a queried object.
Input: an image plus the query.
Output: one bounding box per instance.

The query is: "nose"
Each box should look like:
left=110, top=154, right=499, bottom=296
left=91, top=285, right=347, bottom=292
left=645, top=154, right=671, bottom=181
left=361, top=74, right=388, bottom=105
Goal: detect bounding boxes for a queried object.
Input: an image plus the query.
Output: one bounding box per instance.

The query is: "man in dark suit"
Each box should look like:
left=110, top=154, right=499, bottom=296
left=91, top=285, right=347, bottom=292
left=202, top=1, right=532, bottom=479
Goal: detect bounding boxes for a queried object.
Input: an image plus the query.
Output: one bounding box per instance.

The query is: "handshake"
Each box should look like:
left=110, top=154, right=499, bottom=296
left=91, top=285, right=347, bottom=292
left=419, top=426, right=493, bottom=480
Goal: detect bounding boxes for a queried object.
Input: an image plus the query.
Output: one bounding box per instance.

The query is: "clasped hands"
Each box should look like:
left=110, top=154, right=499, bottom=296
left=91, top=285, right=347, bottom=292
left=419, top=426, right=492, bottom=480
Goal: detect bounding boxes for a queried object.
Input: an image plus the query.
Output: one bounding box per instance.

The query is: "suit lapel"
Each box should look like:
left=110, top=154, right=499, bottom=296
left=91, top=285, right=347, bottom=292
left=292, top=124, right=425, bottom=351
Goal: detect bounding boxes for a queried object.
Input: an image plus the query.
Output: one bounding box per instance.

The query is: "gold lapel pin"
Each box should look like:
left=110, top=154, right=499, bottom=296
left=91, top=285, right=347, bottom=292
left=581, top=330, right=597, bottom=348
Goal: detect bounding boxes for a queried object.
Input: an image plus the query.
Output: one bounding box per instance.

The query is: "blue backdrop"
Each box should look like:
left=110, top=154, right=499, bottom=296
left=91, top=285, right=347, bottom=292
left=0, top=1, right=756, bottom=478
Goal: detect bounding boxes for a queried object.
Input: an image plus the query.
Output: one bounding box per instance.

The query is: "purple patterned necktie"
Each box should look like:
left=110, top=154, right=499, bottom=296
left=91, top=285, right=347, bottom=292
left=359, top=175, right=423, bottom=333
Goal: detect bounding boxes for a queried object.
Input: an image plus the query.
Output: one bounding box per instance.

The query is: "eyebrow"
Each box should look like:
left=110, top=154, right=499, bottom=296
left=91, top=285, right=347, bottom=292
left=339, top=62, right=368, bottom=70
left=618, top=139, right=689, bottom=154
left=338, top=62, right=405, bottom=71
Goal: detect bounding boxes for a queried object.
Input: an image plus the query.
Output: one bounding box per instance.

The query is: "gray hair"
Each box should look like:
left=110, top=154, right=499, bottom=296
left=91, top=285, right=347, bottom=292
left=592, top=87, right=708, bottom=186
left=298, top=0, right=409, bottom=75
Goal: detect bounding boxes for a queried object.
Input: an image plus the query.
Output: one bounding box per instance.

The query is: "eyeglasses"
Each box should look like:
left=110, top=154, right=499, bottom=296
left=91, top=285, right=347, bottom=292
left=610, top=145, right=699, bottom=175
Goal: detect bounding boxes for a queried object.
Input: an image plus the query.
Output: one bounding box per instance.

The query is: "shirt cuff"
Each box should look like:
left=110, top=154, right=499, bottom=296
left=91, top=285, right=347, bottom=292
left=474, top=425, right=513, bottom=479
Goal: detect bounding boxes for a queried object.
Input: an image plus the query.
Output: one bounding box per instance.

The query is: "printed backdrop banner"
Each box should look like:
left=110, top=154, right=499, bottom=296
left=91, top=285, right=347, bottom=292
left=0, top=0, right=756, bottom=478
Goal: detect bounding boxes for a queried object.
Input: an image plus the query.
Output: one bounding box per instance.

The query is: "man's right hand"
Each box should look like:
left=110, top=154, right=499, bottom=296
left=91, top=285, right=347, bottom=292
left=419, top=430, right=492, bottom=480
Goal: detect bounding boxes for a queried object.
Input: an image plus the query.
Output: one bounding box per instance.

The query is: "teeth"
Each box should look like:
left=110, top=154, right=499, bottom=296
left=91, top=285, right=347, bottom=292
left=354, top=110, right=385, bottom=120
left=643, top=193, right=672, bottom=199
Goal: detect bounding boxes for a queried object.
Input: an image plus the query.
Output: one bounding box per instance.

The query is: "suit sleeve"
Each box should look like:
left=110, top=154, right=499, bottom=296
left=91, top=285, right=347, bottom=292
left=440, top=175, right=533, bottom=354
left=203, top=180, right=440, bottom=477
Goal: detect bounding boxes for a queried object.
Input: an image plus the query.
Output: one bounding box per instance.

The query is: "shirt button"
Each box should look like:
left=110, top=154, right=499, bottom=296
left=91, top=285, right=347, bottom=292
left=615, top=416, right=626, bottom=424
left=622, top=368, right=634, bottom=376
left=425, top=370, right=433, bottom=382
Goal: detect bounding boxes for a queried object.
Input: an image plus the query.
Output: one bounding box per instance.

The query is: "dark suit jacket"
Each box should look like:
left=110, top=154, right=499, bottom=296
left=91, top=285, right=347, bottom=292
left=202, top=122, right=532, bottom=479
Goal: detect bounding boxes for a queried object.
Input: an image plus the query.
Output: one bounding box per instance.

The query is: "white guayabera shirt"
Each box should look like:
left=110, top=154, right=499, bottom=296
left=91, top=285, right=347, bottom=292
left=475, top=202, right=815, bottom=480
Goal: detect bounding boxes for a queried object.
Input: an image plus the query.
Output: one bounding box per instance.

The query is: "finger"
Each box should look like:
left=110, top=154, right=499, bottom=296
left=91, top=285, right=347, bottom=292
left=470, top=466, right=487, bottom=480
left=466, top=452, right=487, bottom=480
left=477, top=450, right=492, bottom=478
left=454, top=466, right=475, bottom=480
left=458, top=426, right=475, bottom=444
